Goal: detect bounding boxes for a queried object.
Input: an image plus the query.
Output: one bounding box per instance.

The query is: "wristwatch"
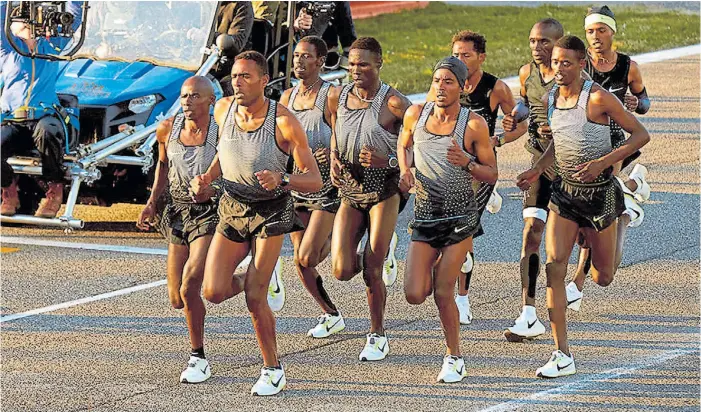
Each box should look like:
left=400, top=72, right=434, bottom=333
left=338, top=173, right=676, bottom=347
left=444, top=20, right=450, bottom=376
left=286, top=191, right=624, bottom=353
left=388, top=154, right=399, bottom=169
left=280, top=172, right=291, bottom=187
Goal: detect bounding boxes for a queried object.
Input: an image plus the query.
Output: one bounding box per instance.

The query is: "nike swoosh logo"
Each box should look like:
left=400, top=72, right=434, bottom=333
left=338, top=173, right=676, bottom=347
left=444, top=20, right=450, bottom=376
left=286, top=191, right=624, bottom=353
left=557, top=362, right=573, bottom=371
left=326, top=318, right=341, bottom=332
left=457, top=366, right=465, bottom=375
left=388, top=261, right=395, bottom=269
left=271, top=376, right=284, bottom=387
left=527, top=320, right=538, bottom=329
left=378, top=342, right=387, bottom=352
left=272, top=276, right=281, bottom=294
left=609, top=87, right=625, bottom=93
left=200, top=365, right=209, bottom=374
left=567, top=298, right=581, bottom=306
left=471, top=107, right=484, bottom=113
left=454, top=225, right=471, bottom=234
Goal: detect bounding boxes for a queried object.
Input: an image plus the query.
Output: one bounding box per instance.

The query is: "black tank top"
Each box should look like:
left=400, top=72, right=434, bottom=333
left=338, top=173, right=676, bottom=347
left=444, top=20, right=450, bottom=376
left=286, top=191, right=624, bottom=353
left=459, top=72, right=499, bottom=135
left=586, top=52, right=631, bottom=138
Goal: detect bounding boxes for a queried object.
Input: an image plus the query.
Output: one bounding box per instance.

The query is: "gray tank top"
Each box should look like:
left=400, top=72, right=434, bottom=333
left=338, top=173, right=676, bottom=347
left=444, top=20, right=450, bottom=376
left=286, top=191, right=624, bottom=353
left=218, top=99, right=289, bottom=202
left=525, top=61, right=557, bottom=152
left=288, top=81, right=334, bottom=201
left=335, top=82, right=399, bottom=195
left=547, top=80, right=612, bottom=184
left=413, top=102, right=477, bottom=222
left=166, top=114, right=218, bottom=203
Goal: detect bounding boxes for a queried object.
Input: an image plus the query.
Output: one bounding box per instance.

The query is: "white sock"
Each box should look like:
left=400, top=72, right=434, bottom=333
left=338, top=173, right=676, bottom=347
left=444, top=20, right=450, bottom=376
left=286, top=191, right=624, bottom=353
left=456, top=294, right=469, bottom=304
left=522, top=305, right=537, bottom=319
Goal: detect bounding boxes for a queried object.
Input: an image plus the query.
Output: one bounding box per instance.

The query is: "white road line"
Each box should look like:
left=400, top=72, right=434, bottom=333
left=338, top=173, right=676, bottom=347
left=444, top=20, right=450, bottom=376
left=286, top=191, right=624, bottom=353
left=0, top=279, right=167, bottom=323
left=1, top=236, right=168, bottom=255
left=408, top=43, right=701, bottom=103
left=478, top=348, right=696, bottom=412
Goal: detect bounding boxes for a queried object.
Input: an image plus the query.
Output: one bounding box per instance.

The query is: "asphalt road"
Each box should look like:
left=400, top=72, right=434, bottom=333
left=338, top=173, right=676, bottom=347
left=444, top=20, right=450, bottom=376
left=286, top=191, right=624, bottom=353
left=1, top=56, right=699, bottom=412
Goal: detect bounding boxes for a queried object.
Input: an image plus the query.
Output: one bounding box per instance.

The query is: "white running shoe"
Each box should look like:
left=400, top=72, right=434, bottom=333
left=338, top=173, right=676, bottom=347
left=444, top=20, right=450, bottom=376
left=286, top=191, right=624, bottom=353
left=251, top=365, right=286, bottom=396
left=307, top=312, right=346, bottom=338
left=179, top=356, right=211, bottom=384
left=456, top=295, right=473, bottom=325
left=437, top=355, right=468, bottom=383
left=383, top=232, right=398, bottom=286
left=536, top=350, right=576, bottom=378
left=486, top=187, right=503, bottom=214
left=460, top=251, right=474, bottom=274
left=566, top=282, right=583, bottom=312
left=504, top=308, right=546, bottom=342
left=359, top=333, right=389, bottom=361
left=629, top=164, right=650, bottom=203
left=267, top=258, right=285, bottom=312
left=623, top=193, right=645, bottom=228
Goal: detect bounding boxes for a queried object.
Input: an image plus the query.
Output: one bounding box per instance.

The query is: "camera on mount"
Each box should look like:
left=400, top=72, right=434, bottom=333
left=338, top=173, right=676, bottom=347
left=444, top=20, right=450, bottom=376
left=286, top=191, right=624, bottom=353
left=10, top=1, right=76, bottom=38
left=299, top=1, right=336, bottom=18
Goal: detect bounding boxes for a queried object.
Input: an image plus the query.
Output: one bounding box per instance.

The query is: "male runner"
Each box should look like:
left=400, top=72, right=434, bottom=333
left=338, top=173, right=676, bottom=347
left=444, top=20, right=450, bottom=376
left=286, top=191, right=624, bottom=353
left=400, top=57, right=497, bottom=383
left=501, top=18, right=565, bottom=342
left=279, top=36, right=345, bottom=338
left=516, top=35, right=650, bottom=377
left=429, top=30, right=528, bottom=325
left=566, top=5, right=651, bottom=311
left=328, top=37, right=411, bottom=361
left=190, top=51, right=322, bottom=396
left=137, top=76, right=218, bottom=384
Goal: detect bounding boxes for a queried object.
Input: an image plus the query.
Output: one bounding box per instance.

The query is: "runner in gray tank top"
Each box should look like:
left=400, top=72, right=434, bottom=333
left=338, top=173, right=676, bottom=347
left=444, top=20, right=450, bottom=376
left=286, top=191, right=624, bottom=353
left=279, top=36, right=345, bottom=340
left=189, top=51, right=322, bottom=397
left=327, top=37, right=412, bottom=362
left=136, top=76, right=219, bottom=385
left=399, top=57, right=497, bottom=383
left=516, top=36, right=650, bottom=379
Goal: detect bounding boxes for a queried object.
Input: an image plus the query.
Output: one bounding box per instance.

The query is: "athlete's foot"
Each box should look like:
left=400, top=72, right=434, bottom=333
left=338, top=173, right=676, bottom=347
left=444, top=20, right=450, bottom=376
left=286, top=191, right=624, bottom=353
left=504, top=306, right=546, bottom=342
left=267, top=258, right=285, bottom=312
left=536, top=350, right=576, bottom=378
left=456, top=294, right=473, bottom=325
left=437, top=355, right=467, bottom=383
left=359, top=332, right=389, bottom=361
left=617, top=177, right=645, bottom=228
left=307, top=312, right=346, bottom=338
left=486, top=186, right=503, bottom=214
left=460, top=250, right=474, bottom=274
left=179, top=356, right=211, bottom=384
left=251, top=365, right=286, bottom=396
left=566, top=282, right=583, bottom=311
left=383, top=231, right=398, bottom=286
left=629, top=164, right=650, bottom=203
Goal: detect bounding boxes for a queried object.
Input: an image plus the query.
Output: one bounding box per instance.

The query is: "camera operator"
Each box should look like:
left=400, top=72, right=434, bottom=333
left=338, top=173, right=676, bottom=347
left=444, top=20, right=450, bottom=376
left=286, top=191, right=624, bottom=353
left=294, top=2, right=356, bottom=69
left=0, top=1, right=82, bottom=217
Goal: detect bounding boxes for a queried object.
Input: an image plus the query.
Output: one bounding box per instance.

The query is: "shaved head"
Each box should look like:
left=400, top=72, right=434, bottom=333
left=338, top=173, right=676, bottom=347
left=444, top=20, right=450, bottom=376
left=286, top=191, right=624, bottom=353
left=180, top=76, right=215, bottom=120
left=182, top=76, right=214, bottom=97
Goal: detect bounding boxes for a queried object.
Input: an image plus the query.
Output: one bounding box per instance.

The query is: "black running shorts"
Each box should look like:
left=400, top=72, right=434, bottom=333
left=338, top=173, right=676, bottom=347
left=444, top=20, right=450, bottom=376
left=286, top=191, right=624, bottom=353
left=159, top=201, right=218, bottom=245
left=409, top=211, right=480, bottom=250
left=217, top=194, right=304, bottom=243
left=549, top=177, right=625, bottom=232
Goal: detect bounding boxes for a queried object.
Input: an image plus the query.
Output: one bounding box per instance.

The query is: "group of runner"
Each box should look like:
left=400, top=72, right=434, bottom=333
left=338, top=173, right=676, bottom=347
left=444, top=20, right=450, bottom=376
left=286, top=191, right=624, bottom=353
left=138, top=5, right=652, bottom=395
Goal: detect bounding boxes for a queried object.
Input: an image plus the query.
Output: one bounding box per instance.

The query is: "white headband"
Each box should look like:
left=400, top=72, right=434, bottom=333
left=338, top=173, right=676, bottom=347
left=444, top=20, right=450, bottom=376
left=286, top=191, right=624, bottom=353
left=585, top=14, right=617, bottom=33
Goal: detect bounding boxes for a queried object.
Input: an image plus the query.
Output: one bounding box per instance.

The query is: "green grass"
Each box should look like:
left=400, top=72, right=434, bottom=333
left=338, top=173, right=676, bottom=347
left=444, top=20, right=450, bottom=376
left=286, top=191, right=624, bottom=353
left=354, top=2, right=700, bottom=94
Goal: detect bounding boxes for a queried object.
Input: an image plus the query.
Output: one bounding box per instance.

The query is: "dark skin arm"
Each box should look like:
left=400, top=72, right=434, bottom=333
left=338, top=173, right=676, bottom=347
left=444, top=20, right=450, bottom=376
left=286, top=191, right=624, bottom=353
left=358, top=92, right=412, bottom=168
left=327, top=85, right=344, bottom=187
left=190, top=98, right=229, bottom=195
left=137, top=117, right=173, bottom=231
left=255, top=104, right=323, bottom=193
left=572, top=85, right=650, bottom=182
left=397, top=104, right=422, bottom=193
left=491, top=78, right=528, bottom=146
left=623, top=60, right=645, bottom=111
left=447, top=112, right=498, bottom=184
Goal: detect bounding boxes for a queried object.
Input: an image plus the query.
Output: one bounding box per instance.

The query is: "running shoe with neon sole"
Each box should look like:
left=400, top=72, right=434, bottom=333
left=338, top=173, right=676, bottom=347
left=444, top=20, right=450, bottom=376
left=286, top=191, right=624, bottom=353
left=486, top=187, right=503, bottom=214
left=383, top=232, right=398, bottom=286
left=629, top=164, right=650, bottom=203
left=267, top=258, right=285, bottom=312
left=179, top=356, right=211, bottom=384
left=437, top=355, right=468, bottom=383
left=566, top=282, right=583, bottom=311
left=307, top=312, right=346, bottom=338
left=251, top=365, right=286, bottom=396
left=456, top=294, right=473, bottom=325
left=536, top=350, right=576, bottom=378
left=504, top=308, right=546, bottom=342
left=359, top=333, right=389, bottom=361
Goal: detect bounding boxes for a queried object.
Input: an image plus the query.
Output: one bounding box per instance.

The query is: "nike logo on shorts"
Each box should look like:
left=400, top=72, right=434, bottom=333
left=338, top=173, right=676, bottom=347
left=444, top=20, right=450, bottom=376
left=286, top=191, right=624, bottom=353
left=609, top=86, right=625, bottom=93
left=454, top=225, right=471, bottom=234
